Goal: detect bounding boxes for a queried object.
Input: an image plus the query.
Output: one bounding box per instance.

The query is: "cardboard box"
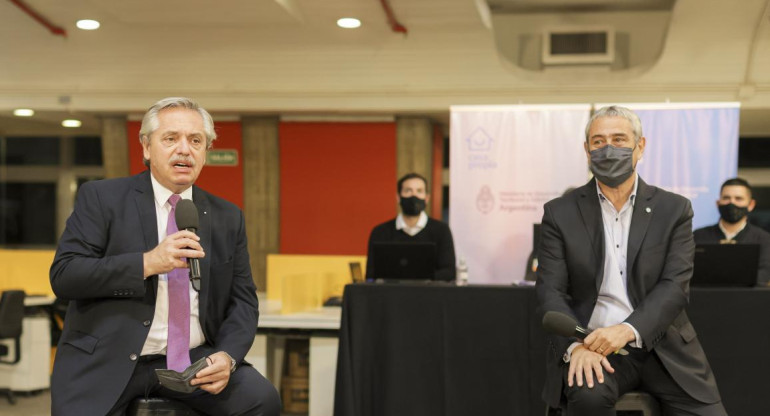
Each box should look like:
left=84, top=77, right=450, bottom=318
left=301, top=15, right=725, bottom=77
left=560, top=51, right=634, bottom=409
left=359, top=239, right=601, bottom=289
left=285, top=339, right=309, bottom=377
left=281, top=375, right=309, bottom=414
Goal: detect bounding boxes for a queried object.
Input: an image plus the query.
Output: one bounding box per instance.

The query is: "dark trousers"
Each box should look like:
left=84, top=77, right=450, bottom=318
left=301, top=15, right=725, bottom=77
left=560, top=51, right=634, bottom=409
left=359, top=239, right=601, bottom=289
left=107, top=350, right=280, bottom=416
left=563, top=349, right=726, bottom=416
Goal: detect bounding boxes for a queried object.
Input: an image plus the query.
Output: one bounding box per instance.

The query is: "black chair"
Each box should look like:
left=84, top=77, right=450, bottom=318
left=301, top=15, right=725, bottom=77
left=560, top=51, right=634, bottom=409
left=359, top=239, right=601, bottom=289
left=548, top=391, right=661, bottom=416
left=0, top=289, right=26, bottom=404
left=127, top=397, right=202, bottom=416
left=615, top=391, right=661, bottom=416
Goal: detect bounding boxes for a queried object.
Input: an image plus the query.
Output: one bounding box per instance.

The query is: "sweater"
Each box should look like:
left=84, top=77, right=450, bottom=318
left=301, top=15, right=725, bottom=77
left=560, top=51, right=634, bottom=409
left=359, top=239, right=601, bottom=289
left=365, top=217, right=456, bottom=281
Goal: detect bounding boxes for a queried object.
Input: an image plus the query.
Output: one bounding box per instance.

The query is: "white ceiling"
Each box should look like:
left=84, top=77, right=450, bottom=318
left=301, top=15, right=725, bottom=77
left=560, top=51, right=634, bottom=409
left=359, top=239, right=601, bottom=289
left=1, top=0, right=770, bottom=133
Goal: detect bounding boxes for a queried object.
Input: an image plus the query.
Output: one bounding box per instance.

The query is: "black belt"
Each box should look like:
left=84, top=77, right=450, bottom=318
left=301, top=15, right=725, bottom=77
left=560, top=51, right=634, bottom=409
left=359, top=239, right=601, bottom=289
left=138, top=354, right=166, bottom=363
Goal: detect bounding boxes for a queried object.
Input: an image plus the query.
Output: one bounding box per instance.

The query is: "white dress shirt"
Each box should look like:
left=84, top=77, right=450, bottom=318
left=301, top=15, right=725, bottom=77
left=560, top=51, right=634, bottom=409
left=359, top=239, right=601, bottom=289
left=565, top=176, right=642, bottom=361
left=587, top=176, right=642, bottom=347
left=718, top=220, right=746, bottom=241
left=141, top=174, right=206, bottom=356
left=395, top=211, right=428, bottom=236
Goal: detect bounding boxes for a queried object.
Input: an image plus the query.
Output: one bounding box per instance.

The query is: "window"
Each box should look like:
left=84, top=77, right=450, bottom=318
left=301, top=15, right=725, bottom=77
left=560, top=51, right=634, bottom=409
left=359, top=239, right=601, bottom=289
left=74, top=136, right=103, bottom=166
left=739, top=137, right=770, bottom=168
left=0, top=135, right=104, bottom=248
left=0, top=183, right=56, bottom=245
left=749, top=186, right=770, bottom=233
left=4, top=137, right=59, bottom=165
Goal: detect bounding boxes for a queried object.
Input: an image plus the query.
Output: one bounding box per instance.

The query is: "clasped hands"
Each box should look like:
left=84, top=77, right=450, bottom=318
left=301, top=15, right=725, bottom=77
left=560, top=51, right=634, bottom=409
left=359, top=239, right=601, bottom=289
left=568, top=324, right=635, bottom=388
left=143, top=230, right=205, bottom=278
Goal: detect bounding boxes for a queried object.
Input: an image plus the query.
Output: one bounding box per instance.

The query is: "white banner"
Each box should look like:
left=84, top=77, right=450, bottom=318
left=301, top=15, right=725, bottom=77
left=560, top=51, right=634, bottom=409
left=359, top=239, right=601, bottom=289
left=449, top=105, right=591, bottom=284
left=600, top=102, right=740, bottom=230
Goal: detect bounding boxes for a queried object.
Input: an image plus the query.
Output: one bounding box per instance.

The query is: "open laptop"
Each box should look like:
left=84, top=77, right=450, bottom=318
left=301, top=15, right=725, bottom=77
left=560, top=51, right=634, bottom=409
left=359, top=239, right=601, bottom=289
left=348, top=262, right=365, bottom=283
left=370, top=242, right=436, bottom=281
left=691, top=243, right=760, bottom=287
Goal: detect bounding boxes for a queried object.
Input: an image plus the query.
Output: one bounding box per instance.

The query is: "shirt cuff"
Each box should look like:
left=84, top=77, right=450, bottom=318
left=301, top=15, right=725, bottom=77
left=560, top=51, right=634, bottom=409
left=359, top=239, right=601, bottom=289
left=562, top=342, right=582, bottom=363
left=622, top=322, right=642, bottom=348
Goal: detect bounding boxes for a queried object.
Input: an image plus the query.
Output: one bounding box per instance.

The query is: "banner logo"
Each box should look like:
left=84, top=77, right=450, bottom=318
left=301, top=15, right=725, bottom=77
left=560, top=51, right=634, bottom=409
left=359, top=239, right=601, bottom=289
left=466, top=127, right=494, bottom=151
left=477, top=186, right=495, bottom=214
left=466, top=127, right=497, bottom=169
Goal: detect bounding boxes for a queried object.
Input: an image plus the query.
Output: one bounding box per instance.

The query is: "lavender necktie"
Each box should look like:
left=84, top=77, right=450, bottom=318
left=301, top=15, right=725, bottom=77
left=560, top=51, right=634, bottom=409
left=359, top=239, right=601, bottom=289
left=166, top=194, right=191, bottom=371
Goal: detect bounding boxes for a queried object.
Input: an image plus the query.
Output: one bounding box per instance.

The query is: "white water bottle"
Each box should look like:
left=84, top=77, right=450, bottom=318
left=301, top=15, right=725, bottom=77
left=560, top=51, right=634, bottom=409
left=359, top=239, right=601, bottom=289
left=456, top=258, right=469, bottom=286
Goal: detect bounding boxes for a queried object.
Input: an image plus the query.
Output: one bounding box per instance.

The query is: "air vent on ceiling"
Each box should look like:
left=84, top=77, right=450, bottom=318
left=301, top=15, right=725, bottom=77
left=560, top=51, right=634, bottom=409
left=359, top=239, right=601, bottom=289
left=542, top=27, right=615, bottom=65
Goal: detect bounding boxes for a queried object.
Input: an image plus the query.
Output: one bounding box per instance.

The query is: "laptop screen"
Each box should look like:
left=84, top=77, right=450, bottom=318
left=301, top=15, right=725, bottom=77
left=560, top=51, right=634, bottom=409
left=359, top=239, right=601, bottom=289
left=349, top=262, right=364, bottom=283
left=370, top=242, right=437, bottom=281
left=691, top=243, right=760, bottom=287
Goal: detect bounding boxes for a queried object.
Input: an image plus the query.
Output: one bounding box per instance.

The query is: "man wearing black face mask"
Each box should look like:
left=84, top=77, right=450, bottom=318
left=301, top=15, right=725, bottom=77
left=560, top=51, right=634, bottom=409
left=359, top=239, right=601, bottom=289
left=537, top=106, right=725, bottom=416
left=694, top=177, right=770, bottom=285
left=365, top=172, right=456, bottom=281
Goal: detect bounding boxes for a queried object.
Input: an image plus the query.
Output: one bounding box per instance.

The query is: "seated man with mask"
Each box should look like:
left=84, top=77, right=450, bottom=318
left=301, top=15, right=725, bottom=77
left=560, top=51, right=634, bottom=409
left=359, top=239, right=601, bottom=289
left=365, top=172, right=456, bottom=281
left=694, top=177, right=770, bottom=286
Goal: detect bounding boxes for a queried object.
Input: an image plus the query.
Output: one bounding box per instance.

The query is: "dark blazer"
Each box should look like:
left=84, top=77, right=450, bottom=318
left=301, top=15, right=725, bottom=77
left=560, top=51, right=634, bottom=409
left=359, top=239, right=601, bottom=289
left=49, top=170, right=258, bottom=416
left=536, top=178, right=721, bottom=408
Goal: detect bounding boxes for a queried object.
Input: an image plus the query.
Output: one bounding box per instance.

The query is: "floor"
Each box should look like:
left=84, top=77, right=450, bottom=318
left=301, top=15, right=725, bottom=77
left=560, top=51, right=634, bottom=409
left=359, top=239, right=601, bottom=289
left=0, top=389, right=307, bottom=415
left=0, top=389, right=49, bottom=416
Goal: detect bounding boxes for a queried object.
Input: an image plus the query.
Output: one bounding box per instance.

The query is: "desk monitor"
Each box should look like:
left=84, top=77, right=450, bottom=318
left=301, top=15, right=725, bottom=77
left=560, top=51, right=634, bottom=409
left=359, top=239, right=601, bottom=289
left=691, top=243, right=759, bottom=287
left=370, top=242, right=436, bottom=281
left=524, top=223, right=541, bottom=282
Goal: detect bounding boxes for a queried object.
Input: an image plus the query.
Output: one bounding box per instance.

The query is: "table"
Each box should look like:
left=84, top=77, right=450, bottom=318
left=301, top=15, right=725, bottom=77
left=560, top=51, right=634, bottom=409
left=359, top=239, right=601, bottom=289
left=249, top=306, right=340, bottom=416
left=334, top=284, right=545, bottom=416
left=686, top=287, right=770, bottom=416
left=23, top=295, right=56, bottom=307
left=334, top=284, right=770, bottom=416
left=0, top=296, right=54, bottom=392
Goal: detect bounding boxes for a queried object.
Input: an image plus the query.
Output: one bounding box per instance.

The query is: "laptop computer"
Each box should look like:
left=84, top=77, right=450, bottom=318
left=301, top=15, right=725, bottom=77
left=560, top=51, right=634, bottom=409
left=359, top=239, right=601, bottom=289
left=691, top=243, right=760, bottom=287
left=370, top=242, right=436, bottom=281
left=348, top=262, right=365, bottom=283
left=524, top=223, right=541, bottom=282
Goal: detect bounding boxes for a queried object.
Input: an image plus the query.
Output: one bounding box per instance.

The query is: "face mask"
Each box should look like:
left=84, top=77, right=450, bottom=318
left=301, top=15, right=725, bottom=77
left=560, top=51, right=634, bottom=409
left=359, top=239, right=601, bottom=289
left=590, top=145, right=635, bottom=188
left=718, top=203, right=749, bottom=224
left=399, top=196, right=426, bottom=216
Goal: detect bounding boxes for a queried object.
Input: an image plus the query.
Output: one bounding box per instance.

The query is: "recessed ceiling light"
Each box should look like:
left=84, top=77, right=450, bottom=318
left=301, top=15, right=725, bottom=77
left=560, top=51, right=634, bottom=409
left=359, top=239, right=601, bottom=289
left=76, top=19, right=100, bottom=30
left=62, top=119, right=82, bottom=128
left=337, top=18, right=361, bottom=29
left=13, top=109, right=34, bottom=117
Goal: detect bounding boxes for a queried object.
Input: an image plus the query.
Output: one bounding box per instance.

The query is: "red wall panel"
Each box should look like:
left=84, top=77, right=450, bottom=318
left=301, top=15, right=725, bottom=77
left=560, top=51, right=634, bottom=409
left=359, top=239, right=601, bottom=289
left=127, top=121, right=244, bottom=208
left=279, top=122, right=396, bottom=255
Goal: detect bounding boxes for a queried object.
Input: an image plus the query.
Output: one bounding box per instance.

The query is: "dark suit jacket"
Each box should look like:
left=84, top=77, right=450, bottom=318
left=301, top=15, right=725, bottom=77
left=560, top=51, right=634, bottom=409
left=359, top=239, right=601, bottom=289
left=49, top=170, right=258, bottom=415
left=536, top=178, right=721, bottom=408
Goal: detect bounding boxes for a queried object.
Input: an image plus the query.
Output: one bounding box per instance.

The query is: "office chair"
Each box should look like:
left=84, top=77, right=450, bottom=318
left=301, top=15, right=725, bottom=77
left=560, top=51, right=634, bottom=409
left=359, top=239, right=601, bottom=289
left=0, top=289, right=26, bottom=404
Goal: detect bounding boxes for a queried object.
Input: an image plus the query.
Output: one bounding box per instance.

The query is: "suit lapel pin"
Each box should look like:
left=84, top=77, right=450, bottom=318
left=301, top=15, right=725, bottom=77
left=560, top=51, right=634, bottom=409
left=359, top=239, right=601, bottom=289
left=203, top=211, right=207, bottom=215
left=645, top=207, right=651, bottom=213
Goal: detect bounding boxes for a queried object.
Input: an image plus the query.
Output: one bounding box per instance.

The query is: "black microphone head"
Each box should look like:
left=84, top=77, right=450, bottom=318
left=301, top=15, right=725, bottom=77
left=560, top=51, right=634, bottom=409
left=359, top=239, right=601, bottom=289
left=542, top=311, right=579, bottom=337
left=175, top=199, right=199, bottom=232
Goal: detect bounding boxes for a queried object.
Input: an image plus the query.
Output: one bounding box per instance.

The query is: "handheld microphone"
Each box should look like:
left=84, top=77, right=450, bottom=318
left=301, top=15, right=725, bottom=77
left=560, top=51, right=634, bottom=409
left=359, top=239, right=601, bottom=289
left=175, top=199, right=201, bottom=280
left=542, top=310, right=628, bottom=355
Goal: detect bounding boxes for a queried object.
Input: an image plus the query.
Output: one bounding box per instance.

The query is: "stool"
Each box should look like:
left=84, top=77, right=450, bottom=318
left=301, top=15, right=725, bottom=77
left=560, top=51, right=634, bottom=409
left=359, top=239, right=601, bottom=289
left=616, top=391, right=661, bottom=416
left=547, top=391, right=661, bottom=416
left=127, top=397, right=202, bottom=416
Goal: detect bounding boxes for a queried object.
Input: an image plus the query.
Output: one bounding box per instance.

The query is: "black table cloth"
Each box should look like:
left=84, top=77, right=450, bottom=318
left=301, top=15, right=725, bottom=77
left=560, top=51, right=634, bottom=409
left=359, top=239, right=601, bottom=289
left=334, top=284, right=770, bottom=416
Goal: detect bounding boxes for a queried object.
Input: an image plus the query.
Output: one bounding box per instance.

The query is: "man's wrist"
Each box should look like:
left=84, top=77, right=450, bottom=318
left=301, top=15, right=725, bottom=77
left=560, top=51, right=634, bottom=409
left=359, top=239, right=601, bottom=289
left=223, top=352, right=237, bottom=373
left=142, top=252, right=157, bottom=279
left=563, top=342, right=583, bottom=363
left=621, top=322, right=642, bottom=347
